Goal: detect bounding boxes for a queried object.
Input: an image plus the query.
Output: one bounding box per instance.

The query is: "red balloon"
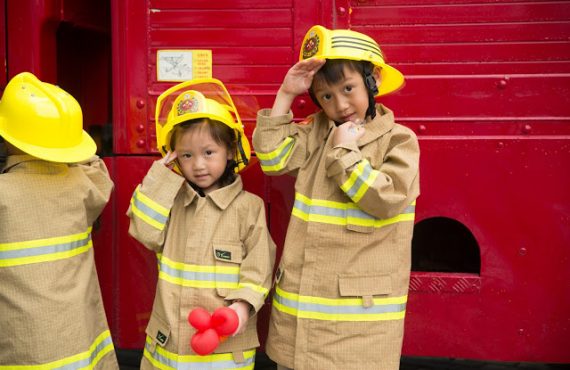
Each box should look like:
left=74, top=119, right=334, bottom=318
left=190, top=328, right=219, bottom=355
left=188, top=307, right=211, bottom=332
left=211, top=307, right=239, bottom=336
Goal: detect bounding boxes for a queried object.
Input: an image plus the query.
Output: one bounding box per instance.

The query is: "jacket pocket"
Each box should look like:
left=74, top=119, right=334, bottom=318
left=212, top=242, right=243, bottom=297
left=145, top=313, right=171, bottom=353
left=346, top=223, right=374, bottom=234
left=338, top=274, right=392, bottom=307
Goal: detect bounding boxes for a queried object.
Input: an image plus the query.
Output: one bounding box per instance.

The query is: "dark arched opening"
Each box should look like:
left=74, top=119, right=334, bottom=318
left=412, top=217, right=480, bottom=273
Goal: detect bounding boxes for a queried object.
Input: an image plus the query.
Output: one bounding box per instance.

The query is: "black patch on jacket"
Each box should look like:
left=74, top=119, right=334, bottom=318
left=215, top=249, right=232, bottom=261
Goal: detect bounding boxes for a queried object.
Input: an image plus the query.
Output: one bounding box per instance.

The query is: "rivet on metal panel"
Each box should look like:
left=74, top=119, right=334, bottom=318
left=497, top=79, right=508, bottom=89
left=298, top=99, right=306, bottom=109
left=338, top=7, right=347, bottom=16
left=522, top=124, right=532, bottom=134
left=519, top=247, right=527, bottom=256
left=136, top=139, right=146, bottom=148
left=418, top=124, right=427, bottom=134
left=518, top=328, right=525, bottom=335
left=136, top=99, right=146, bottom=109
left=497, top=141, right=504, bottom=149
left=136, top=124, right=145, bottom=133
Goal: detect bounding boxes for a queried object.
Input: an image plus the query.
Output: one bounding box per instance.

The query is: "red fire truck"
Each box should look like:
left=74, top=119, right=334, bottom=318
left=1, top=0, right=569, bottom=365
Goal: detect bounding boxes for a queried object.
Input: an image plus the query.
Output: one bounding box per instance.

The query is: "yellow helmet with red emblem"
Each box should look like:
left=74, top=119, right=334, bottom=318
left=155, top=78, right=250, bottom=172
left=299, top=25, right=404, bottom=96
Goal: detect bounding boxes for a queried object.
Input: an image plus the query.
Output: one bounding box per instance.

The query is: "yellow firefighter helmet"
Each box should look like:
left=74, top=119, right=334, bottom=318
left=299, top=25, right=405, bottom=96
left=155, top=78, right=250, bottom=173
left=0, top=72, right=96, bottom=162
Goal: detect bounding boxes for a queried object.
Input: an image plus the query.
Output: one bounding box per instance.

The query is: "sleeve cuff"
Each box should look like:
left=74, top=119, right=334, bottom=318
left=326, top=143, right=362, bottom=177
left=225, top=289, right=265, bottom=314
left=141, top=161, right=186, bottom=204
left=256, top=109, right=294, bottom=127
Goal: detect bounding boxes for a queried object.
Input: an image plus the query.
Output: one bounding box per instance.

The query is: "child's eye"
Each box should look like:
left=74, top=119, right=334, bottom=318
left=205, top=150, right=214, bottom=156
left=321, top=94, right=332, bottom=101
left=344, top=85, right=353, bottom=93
left=181, top=153, right=192, bottom=159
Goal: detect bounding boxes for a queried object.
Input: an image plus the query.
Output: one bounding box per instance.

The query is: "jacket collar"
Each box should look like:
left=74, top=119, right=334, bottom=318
left=183, top=175, right=243, bottom=209
left=357, top=104, right=396, bottom=147
left=2, top=155, right=66, bottom=174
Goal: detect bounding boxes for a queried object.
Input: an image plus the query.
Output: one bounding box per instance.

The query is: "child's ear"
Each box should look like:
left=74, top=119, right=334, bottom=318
left=373, top=67, right=382, bottom=89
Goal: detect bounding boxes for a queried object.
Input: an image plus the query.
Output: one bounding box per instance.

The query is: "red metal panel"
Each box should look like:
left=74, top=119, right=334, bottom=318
left=151, top=0, right=293, bottom=9
left=402, top=138, right=570, bottom=362
left=393, top=61, right=570, bottom=75
left=150, top=29, right=292, bottom=47
left=0, top=0, right=5, bottom=88
left=383, top=42, right=570, bottom=63
left=351, top=1, right=570, bottom=25
left=6, top=0, right=60, bottom=81
left=362, top=0, right=561, bottom=4
left=112, top=0, right=150, bottom=155
left=367, top=22, right=570, bottom=43
left=383, top=75, right=570, bottom=119
left=149, top=9, right=292, bottom=28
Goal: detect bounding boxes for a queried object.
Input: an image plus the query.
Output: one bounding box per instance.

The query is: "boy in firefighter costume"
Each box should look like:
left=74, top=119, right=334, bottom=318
left=127, top=78, right=276, bottom=369
left=0, top=72, right=118, bottom=368
left=253, top=25, right=420, bottom=369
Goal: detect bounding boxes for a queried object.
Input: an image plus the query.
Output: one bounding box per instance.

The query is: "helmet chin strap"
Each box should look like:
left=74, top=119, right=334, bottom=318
left=363, top=66, right=378, bottom=120
left=236, top=133, right=249, bottom=167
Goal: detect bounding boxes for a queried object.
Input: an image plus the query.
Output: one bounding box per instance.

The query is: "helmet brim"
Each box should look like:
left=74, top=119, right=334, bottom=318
left=0, top=126, right=96, bottom=163
left=377, top=63, right=405, bottom=97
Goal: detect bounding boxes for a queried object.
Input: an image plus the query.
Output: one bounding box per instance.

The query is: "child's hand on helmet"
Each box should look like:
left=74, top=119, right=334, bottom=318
left=159, top=150, right=178, bottom=170
left=333, top=119, right=365, bottom=147
left=279, top=58, right=326, bottom=98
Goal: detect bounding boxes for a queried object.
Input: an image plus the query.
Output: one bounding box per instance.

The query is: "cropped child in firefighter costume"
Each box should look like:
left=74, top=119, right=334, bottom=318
left=127, top=78, right=276, bottom=369
left=0, top=72, right=118, bottom=368
left=253, top=25, right=420, bottom=369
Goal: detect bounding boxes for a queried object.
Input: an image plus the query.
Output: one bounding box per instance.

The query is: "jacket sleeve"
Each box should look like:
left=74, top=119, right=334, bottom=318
left=325, top=125, right=420, bottom=219
left=126, top=161, right=186, bottom=252
left=224, top=196, right=276, bottom=314
left=76, top=156, right=115, bottom=226
left=252, top=108, right=312, bottom=176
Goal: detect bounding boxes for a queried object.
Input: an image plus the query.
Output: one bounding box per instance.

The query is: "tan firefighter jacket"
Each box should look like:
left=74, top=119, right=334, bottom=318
left=0, top=155, right=118, bottom=369
left=127, top=162, right=276, bottom=369
left=253, top=104, right=420, bottom=370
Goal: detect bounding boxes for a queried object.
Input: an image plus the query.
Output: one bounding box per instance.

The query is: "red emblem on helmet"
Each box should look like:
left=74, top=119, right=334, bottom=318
left=177, top=95, right=199, bottom=116
left=302, top=34, right=320, bottom=59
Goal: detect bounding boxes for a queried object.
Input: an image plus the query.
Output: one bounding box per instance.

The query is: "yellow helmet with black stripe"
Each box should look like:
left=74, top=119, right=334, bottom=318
left=299, top=25, right=404, bottom=96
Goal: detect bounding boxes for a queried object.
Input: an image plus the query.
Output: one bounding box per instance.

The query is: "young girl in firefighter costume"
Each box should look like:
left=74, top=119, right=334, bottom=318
left=0, top=72, right=118, bottom=368
left=253, top=25, right=420, bottom=370
left=127, top=78, right=276, bottom=369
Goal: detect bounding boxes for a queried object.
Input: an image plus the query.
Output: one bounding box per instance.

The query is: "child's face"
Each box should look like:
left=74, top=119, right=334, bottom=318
left=312, top=65, right=370, bottom=124
left=174, top=126, right=232, bottom=195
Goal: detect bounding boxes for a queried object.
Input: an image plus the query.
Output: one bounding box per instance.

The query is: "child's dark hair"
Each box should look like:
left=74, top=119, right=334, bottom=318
left=169, top=118, right=238, bottom=193
left=309, top=59, right=378, bottom=119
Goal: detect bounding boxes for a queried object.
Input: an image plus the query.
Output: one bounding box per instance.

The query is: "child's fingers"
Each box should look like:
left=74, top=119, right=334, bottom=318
left=299, top=58, right=325, bottom=75
left=159, top=151, right=177, bottom=167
